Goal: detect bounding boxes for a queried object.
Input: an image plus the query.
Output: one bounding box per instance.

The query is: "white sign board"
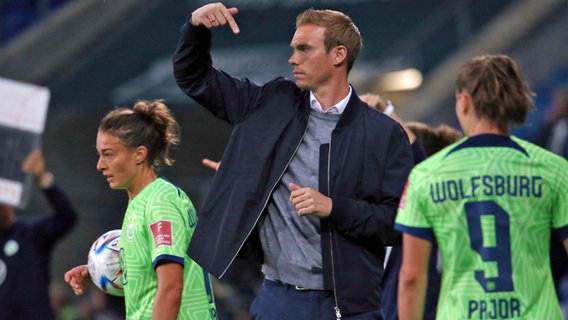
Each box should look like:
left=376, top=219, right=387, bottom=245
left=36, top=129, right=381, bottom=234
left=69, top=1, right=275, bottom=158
left=0, top=77, right=50, bottom=208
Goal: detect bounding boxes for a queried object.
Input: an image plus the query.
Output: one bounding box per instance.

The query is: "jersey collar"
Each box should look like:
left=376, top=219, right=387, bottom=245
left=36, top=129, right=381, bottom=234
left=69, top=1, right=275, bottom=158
left=447, top=134, right=528, bottom=157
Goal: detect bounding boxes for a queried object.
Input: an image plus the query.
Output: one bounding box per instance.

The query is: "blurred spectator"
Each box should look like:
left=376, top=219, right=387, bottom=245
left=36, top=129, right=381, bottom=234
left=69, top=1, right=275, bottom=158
left=0, top=0, right=72, bottom=43
left=0, top=149, right=78, bottom=319
left=536, top=85, right=568, bottom=158
left=360, top=93, right=463, bottom=320
left=406, top=122, right=464, bottom=156
left=535, top=85, right=568, bottom=319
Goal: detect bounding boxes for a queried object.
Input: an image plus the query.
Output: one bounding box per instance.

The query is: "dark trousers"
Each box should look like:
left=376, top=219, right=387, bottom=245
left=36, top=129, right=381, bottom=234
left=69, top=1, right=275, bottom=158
left=249, top=279, right=383, bottom=320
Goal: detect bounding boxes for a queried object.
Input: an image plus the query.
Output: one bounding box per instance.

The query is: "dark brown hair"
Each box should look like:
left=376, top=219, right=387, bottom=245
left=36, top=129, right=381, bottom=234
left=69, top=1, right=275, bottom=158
left=407, top=122, right=463, bottom=156
left=99, top=99, right=180, bottom=171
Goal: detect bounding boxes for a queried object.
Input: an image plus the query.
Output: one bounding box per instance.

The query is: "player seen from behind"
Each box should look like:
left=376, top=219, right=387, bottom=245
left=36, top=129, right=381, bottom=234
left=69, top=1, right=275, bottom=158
left=396, top=54, right=568, bottom=320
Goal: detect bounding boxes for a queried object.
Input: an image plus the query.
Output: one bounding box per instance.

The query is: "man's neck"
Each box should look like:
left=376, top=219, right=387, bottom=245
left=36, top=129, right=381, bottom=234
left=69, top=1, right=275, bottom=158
left=312, top=82, right=350, bottom=112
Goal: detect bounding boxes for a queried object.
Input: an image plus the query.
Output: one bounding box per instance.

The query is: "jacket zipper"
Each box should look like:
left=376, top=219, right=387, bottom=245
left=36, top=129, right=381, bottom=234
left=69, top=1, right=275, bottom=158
left=328, top=135, right=342, bottom=320
left=219, top=114, right=312, bottom=279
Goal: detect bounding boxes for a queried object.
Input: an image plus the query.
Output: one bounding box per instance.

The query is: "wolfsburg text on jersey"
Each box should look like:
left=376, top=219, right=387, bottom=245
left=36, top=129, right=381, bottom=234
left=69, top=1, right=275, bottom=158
left=430, top=175, right=542, bottom=203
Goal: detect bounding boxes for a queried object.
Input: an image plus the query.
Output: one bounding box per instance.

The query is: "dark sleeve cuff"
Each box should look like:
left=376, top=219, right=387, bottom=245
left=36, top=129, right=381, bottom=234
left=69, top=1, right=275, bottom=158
left=555, top=225, right=568, bottom=242
left=153, top=254, right=184, bottom=270
left=395, top=223, right=436, bottom=242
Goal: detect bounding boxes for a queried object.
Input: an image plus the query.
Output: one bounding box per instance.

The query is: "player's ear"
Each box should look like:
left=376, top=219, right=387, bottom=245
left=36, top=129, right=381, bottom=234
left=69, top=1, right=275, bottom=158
left=135, top=146, right=147, bottom=165
left=456, top=92, right=472, bottom=115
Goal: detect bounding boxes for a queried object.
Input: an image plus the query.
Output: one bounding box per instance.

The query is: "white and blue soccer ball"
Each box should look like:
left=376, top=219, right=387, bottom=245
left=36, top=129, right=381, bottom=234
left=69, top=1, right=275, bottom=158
left=87, top=229, right=124, bottom=296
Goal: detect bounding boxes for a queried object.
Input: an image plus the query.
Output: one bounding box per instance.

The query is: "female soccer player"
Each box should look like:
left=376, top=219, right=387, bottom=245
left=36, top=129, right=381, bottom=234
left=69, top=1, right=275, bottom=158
left=64, top=100, right=217, bottom=319
left=396, top=55, right=568, bottom=319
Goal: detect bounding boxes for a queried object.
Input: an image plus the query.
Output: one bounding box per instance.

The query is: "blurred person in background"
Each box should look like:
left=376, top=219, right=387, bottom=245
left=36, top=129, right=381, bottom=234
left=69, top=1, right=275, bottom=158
left=536, top=85, right=568, bottom=158
left=405, top=122, right=464, bottom=157
left=360, top=93, right=463, bottom=320
left=173, top=3, right=413, bottom=319
left=535, top=84, right=568, bottom=318
left=0, top=149, right=78, bottom=319
left=396, top=54, right=568, bottom=319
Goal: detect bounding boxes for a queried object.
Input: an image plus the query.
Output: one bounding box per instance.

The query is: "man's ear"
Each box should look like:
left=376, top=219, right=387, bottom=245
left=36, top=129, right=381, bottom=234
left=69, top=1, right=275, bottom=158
left=135, top=146, right=148, bottom=165
left=333, top=45, right=347, bottom=67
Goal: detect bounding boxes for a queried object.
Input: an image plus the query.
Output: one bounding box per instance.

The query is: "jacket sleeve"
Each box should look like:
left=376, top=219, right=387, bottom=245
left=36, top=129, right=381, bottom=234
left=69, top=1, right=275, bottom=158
left=172, top=19, right=263, bottom=125
left=328, top=122, right=413, bottom=246
left=33, top=184, right=78, bottom=249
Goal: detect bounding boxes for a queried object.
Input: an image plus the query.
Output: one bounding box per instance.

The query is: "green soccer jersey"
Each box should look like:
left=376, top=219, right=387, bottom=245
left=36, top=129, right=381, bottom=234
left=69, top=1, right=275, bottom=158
left=120, top=178, right=217, bottom=319
left=395, top=134, right=568, bottom=320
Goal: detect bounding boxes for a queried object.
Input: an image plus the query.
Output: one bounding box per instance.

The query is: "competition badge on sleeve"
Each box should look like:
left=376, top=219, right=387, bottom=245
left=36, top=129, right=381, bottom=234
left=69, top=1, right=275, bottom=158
left=150, top=220, right=173, bottom=247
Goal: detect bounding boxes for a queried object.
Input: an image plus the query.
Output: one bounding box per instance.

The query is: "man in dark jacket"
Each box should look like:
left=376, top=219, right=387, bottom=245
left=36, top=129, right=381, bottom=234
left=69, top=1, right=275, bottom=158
left=173, top=3, right=413, bottom=319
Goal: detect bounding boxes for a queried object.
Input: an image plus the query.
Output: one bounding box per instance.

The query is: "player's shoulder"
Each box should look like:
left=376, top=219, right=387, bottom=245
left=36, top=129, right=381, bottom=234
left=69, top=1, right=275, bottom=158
left=512, top=136, right=568, bottom=165
left=413, top=138, right=465, bottom=170
left=145, top=178, right=190, bottom=203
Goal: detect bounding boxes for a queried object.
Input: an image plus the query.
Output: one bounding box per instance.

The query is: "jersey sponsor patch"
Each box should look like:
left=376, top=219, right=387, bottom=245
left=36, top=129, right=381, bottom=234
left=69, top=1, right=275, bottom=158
left=150, top=220, right=173, bottom=247
left=399, top=180, right=409, bottom=210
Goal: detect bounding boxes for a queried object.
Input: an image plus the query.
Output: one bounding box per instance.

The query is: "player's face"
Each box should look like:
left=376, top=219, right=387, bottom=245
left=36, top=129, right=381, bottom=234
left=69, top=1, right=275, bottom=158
left=289, top=25, right=336, bottom=91
left=96, top=131, right=138, bottom=191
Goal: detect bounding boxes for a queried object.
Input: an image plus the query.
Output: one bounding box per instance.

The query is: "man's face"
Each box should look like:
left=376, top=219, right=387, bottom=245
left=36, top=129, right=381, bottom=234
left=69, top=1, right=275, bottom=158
left=289, top=24, right=335, bottom=91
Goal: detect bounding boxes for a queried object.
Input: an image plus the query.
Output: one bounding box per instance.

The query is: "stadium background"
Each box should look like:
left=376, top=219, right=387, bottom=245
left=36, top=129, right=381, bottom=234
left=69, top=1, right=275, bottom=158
left=1, top=0, right=567, bottom=317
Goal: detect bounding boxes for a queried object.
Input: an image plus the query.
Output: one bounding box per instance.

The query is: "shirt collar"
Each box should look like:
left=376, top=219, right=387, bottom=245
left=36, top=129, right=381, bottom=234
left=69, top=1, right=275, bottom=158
left=309, top=85, right=352, bottom=115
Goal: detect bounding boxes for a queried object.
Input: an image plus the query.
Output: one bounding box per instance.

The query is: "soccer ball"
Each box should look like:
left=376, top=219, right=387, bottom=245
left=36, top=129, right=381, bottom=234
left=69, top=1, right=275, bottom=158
left=87, top=229, right=124, bottom=296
